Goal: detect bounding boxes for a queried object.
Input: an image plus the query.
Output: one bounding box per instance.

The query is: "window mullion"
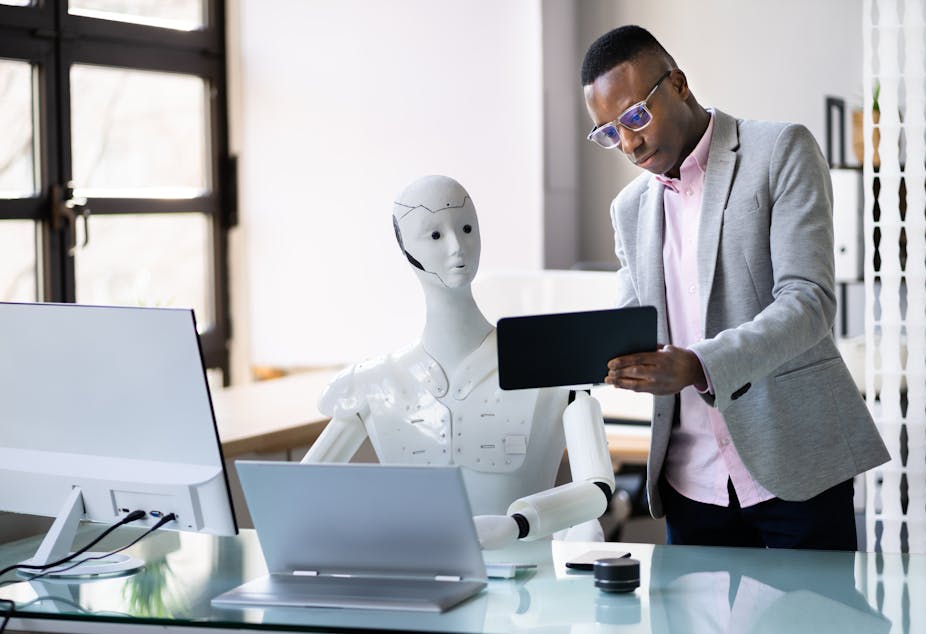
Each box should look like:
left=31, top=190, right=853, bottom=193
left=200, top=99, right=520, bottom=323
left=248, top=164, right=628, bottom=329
left=1, top=0, right=231, bottom=376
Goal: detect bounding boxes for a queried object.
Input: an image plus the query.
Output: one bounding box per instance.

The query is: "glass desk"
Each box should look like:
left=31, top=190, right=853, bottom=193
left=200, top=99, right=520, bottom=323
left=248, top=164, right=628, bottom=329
left=0, top=527, right=918, bottom=633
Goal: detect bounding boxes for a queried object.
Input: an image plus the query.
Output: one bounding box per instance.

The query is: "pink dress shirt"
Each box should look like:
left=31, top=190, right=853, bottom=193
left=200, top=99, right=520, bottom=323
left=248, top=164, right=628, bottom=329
left=656, top=113, right=775, bottom=508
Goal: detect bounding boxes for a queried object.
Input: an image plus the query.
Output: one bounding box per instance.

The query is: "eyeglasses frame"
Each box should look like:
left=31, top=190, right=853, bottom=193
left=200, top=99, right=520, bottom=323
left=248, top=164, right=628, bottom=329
left=586, top=69, right=674, bottom=149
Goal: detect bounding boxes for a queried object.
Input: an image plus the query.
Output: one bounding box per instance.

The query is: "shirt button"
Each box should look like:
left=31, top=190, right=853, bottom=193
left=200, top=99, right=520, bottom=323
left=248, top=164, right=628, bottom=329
left=720, top=438, right=731, bottom=447
left=685, top=188, right=693, bottom=196
left=688, top=285, right=696, bottom=294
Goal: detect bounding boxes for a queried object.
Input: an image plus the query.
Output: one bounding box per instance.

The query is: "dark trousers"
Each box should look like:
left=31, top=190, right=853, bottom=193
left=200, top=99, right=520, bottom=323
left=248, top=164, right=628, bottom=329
left=661, top=477, right=857, bottom=550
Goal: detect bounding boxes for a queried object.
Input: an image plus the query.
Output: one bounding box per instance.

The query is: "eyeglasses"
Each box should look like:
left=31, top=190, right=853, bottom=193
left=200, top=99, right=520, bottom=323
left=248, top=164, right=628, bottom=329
left=587, top=69, right=673, bottom=150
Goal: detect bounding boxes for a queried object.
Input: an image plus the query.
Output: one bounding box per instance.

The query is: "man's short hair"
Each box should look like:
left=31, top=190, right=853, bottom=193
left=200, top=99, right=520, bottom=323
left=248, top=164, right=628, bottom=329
left=580, top=25, right=674, bottom=86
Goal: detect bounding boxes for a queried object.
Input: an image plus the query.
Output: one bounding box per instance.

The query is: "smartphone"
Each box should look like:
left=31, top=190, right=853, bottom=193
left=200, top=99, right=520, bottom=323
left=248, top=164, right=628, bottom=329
left=565, top=550, right=631, bottom=571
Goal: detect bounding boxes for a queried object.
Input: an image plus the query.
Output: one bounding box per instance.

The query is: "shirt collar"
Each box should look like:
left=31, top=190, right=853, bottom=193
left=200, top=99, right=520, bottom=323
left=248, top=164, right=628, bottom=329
left=655, top=110, right=715, bottom=192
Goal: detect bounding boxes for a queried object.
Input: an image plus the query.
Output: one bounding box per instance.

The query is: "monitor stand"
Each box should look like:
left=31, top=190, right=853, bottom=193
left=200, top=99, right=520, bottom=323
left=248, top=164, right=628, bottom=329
left=18, top=487, right=145, bottom=579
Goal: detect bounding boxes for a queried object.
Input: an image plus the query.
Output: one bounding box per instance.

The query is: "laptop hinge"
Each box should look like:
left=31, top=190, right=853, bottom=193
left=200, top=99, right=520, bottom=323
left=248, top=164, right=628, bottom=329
left=290, top=570, right=463, bottom=582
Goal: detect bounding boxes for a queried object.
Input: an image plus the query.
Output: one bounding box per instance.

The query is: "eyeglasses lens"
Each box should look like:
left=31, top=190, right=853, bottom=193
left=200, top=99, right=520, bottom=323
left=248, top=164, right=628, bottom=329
left=619, top=105, right=651, bottom=130
left=591, top=125, right=621, bottom=149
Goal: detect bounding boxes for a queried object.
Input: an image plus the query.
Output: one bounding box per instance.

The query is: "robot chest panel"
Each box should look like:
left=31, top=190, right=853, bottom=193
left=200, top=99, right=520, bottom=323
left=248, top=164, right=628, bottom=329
left=363, top=383, right=548, bottom=472
left=364, top=389, right=452, bottom=464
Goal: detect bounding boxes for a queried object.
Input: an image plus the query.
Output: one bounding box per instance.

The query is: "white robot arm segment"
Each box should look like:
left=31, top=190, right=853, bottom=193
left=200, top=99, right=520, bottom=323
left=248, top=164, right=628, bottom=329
left=472, top=514, right=520, bottom=549
left=563, top=391, right=615, bottom=490
left=300, top=414, right=368, bottom=463
left=506, top=481, right=608, bottom=541
left=497, top=392, right=615, bottom=542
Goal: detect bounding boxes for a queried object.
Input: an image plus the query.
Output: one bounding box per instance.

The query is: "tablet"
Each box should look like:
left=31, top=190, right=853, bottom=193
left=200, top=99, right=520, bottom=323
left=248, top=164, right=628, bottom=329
left=496, top=306, right=657, bottom=390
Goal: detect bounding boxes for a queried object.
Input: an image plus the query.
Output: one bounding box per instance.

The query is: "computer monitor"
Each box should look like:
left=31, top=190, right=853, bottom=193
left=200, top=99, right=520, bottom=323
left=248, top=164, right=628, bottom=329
left=0, top=302, right=237, bottom=578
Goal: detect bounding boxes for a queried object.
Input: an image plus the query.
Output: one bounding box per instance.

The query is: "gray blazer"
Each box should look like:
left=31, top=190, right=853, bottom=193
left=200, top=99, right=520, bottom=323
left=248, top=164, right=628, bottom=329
left=609, top=109, right=890, bottom=517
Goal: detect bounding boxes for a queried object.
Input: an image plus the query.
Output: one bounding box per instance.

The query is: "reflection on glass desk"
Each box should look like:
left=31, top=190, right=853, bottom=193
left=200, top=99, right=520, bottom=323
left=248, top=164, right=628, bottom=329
left=0, top=527, right=918, bottom=633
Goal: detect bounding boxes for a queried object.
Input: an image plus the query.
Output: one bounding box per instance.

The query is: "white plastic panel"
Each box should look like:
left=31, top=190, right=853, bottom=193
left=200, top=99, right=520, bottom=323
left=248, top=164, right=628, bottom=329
left=863, top=0, right=926, bottom=568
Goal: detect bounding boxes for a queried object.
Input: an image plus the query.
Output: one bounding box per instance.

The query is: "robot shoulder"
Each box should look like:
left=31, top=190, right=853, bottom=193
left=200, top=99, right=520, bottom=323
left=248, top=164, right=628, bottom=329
left=318, top=345, right=436, bottom=418
left=317, top=355, right=387, bottom=419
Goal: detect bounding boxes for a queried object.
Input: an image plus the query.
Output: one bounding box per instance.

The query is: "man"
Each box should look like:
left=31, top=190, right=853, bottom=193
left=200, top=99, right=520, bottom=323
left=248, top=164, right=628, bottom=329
left=582, top=25, right=889, bottom=550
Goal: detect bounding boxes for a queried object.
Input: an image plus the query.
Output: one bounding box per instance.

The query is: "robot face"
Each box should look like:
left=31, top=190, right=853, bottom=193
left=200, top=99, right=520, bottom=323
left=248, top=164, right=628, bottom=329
left=396, top=201, right=481, bottom=288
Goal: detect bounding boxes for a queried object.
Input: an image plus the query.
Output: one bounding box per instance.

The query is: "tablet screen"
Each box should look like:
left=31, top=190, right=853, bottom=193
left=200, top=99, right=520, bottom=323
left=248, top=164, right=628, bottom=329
left=496, top=306, right=657, bottom=390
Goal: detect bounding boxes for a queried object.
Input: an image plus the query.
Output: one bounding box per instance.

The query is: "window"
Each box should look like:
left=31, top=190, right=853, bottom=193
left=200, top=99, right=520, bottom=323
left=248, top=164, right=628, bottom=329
left=0, top=0, right=234, bottom=380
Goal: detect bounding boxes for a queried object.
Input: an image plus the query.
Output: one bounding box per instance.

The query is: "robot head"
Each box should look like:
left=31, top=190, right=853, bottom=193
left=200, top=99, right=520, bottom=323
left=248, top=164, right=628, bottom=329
left=392, top=175, right=481, bottom=288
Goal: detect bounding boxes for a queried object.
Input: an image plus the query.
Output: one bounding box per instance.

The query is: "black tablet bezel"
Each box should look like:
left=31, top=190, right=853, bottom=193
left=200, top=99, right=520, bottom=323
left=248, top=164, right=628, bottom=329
left=496, top=306, right=657, bottom=390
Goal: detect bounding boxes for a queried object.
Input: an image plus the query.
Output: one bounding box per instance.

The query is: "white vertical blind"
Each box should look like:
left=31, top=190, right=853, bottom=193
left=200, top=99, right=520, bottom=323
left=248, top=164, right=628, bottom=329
left=864, top=0, right=926, bottom=556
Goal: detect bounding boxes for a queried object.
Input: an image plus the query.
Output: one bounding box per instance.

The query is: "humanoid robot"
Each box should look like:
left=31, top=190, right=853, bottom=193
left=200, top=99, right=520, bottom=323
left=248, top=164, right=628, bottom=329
left=302, top=175, right=615, bottom=549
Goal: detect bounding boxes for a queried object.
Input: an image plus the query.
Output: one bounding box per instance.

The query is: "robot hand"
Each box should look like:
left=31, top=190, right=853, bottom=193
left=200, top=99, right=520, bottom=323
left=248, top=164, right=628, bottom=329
left=473, top=514, right=520, bottom=550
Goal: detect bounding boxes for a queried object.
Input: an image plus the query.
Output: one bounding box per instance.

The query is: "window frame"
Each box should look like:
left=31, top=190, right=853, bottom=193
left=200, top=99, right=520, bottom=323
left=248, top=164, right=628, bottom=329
left=0, top=0, right=234, bottom=379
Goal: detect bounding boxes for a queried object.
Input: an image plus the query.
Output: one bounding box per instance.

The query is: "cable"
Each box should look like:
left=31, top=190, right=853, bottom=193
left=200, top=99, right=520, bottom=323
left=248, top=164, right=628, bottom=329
left=0, top=599, right=12, bottom=634
left=20, top=513, right=177, bottom=584
left=0, top=513, right=176, bottom=634
left=0, top=510, right=147, bottom=578
left=0, top=512, right=175, bottom=634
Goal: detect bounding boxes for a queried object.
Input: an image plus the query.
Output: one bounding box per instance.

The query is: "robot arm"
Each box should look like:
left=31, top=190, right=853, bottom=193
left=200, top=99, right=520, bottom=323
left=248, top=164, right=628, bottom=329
left=301, top=367, right=370, bottom=464
left=475, top=391, right=614, bottom=548
left=301, top=414, right=368, bottom=463
left=561, top=390, right=615, bottom=500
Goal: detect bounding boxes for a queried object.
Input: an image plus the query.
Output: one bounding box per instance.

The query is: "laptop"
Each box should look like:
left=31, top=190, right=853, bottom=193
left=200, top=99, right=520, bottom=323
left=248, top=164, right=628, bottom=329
left=212, top=462, right=487, bottom=613
left=496, top=306, right=657, bottom=390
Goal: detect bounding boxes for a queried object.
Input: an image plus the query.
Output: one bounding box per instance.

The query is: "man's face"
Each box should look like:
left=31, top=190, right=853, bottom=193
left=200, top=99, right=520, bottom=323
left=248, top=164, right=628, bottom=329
left=584, top=59, right=688, bottom=177
left=397, top=203, right=481, bottom=288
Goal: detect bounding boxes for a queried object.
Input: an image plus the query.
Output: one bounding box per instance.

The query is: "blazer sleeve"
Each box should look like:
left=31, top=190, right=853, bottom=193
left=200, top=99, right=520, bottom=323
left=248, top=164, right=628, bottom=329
left=690, top=124, right=837, bottom=412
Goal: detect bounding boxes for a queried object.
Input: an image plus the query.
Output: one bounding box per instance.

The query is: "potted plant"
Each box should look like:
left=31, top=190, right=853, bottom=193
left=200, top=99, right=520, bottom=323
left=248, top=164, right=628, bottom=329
left=853, top=82, right=880, bottom=168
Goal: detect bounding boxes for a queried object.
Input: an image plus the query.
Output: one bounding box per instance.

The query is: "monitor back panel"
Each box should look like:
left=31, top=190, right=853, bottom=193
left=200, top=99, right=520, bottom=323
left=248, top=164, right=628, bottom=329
left=0, top=302, right=222, bottom=469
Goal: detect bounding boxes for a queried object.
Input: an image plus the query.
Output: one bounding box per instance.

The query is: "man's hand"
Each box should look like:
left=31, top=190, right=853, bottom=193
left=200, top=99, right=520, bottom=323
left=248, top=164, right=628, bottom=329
left=473, top=514, right=519, bottom=550
left=604, top=344, right=707, bottom=395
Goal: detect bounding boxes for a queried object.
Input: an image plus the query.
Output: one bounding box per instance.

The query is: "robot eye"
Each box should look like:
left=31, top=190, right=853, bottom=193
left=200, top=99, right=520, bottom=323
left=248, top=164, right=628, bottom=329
left=463, top=224, right=472, bottom=234
left=431, top=231, right=441, bottom=240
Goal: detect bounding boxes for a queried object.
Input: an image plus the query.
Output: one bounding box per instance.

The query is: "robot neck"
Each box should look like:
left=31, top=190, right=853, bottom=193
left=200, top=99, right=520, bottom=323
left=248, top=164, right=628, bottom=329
left=420, top=283, right=492, bottom=372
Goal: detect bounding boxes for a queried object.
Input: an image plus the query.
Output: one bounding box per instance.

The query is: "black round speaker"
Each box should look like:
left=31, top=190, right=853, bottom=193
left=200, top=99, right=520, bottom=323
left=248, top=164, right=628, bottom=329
left=593, top=557, right=640, bottom=593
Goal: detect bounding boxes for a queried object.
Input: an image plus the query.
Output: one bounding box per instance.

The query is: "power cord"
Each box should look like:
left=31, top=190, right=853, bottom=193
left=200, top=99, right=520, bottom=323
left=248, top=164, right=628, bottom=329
left=0, top=511, right=175, bottom=634
left=19, top=513, right=177, bottom=583
left=0, top=599, right=12, bottom=634
left=0, top=510, right=146, bottom=578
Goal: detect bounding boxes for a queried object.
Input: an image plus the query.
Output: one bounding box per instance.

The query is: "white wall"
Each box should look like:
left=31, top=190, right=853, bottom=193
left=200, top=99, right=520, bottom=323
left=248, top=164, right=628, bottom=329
left=228, top=0, right=865, bottom=377
left=234, top=0, right=544, bottom=370
left=566, top=0, right=865, bottom=265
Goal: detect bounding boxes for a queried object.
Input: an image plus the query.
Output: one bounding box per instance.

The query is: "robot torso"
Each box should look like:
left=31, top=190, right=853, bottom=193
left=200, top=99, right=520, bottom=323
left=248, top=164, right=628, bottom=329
left=319, top=330, right=569, bottom=513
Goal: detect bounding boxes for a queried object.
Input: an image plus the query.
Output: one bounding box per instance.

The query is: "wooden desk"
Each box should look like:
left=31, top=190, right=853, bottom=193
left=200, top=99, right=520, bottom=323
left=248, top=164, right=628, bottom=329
left=211, top=369, right=339, bottom=459
left=212, top=371, right=652, bottom=466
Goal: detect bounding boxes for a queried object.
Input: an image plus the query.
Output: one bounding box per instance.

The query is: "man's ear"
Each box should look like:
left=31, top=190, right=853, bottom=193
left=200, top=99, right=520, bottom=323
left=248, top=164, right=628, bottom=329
left=670, top=68, right=690, bottom=100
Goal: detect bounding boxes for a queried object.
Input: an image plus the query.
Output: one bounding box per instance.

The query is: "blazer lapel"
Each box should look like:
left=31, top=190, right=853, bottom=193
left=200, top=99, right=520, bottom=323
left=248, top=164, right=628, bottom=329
left=698, top=109, right=740, bottom=331
left=637, top=179, right=670, bottom=344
